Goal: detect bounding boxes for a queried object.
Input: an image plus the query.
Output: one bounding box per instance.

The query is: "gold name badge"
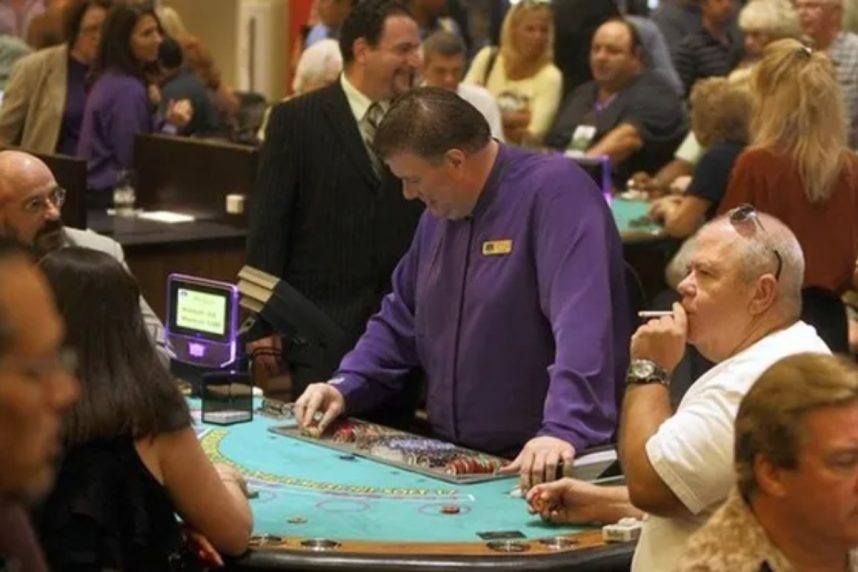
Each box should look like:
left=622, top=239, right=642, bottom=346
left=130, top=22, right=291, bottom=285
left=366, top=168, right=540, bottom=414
left=482, top=239, right=513, bottom=256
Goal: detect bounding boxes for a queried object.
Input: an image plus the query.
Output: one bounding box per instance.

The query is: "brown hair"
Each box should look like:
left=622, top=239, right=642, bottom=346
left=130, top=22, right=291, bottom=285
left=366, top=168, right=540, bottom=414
left=690, top=76, right=752, bottom=148
left=373, top=86, right=490, bottom=161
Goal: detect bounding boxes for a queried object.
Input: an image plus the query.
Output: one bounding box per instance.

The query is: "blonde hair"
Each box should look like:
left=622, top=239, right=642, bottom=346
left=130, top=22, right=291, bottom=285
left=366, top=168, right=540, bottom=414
left=156, top=6, right=190, bottom=40
left=735, top=353, right=858, bottom=498
left=690, top=76, right=752, bottom=147
left=750, top=38, right=850, bottom=203
left=499, top=2, right=554, bottom=81
left=739, top=0, right=801, bottom=39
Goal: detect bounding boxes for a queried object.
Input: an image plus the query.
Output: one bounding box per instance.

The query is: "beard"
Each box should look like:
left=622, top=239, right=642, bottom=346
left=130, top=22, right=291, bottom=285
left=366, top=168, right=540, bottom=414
left=32, top=220, right=65, bottom=257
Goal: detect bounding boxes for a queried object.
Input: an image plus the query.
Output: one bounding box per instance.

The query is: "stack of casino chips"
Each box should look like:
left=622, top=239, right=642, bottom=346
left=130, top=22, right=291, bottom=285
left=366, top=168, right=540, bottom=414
left=329, top=420, right=401, bottom=447
left=443, top=455, right=500, bottom=475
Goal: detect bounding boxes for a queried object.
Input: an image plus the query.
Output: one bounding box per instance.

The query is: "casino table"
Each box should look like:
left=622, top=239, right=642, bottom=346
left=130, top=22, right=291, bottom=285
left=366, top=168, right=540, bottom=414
left=610, top=197, right=665, bottom=244
left=191, top=404, right=636, bottom=571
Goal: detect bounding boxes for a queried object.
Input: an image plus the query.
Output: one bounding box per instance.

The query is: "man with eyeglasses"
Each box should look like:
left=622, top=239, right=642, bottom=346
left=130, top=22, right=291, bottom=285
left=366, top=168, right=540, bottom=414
left=0, top=150, right=166, bottom=356
left=795, top=0, right=858, bottom=146
left=0, top=237, right=78, bottom=571
left=525, top=208, right=831, bottom=571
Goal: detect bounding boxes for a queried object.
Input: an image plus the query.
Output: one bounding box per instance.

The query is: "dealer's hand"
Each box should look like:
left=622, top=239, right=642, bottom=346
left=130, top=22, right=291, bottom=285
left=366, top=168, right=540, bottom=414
left=293, top=382, right=345, bottom=437
left=526, top=478, right=625, bottom=525
left=630, top=302, right=688, bottom=374
left=497, top=436, right=575, bottom=491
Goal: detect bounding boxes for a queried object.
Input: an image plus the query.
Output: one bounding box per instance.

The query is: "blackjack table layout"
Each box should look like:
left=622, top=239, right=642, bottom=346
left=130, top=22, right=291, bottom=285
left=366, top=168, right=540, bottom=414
left=190, top=400, right=636, bottom=571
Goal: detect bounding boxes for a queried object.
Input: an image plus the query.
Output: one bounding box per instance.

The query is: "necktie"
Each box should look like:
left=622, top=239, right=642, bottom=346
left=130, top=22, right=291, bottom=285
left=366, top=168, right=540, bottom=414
left=364, top=102, right=385, bottom=177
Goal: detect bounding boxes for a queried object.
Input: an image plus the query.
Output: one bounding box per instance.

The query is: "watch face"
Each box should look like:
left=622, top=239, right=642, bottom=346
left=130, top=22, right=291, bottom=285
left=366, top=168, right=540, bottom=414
left=631, top=360, right=655, bottom=378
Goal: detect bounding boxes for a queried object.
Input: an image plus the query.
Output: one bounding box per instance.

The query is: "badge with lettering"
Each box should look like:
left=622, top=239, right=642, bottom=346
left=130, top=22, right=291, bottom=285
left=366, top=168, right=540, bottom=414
left=482, top=240, right=513, bottom=256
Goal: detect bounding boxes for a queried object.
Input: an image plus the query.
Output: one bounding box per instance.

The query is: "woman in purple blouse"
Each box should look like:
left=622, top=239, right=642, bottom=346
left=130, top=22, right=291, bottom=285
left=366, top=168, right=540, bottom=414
left=77, top=2, right=190, bottom=208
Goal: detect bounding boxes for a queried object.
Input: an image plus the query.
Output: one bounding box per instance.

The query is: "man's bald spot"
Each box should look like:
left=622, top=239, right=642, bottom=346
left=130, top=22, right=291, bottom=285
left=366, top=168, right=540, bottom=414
left=0, top=151, right=56, bottom=204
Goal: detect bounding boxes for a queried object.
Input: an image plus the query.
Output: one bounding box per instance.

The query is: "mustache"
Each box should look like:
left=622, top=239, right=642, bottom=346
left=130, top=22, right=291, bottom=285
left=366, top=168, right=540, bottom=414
left=36, top=219, right=64, bottom=238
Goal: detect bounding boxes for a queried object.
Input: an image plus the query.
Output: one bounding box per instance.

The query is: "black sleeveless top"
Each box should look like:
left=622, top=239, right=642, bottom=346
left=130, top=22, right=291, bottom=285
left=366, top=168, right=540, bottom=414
left=35, top=436, right=185, bottom=571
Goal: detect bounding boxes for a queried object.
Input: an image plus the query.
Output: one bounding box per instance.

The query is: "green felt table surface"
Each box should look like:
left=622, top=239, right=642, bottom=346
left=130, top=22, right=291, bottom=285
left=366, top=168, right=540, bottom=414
left=193, top=404, right=593, bottom=544
left=610, top=197, right=665, bottom=243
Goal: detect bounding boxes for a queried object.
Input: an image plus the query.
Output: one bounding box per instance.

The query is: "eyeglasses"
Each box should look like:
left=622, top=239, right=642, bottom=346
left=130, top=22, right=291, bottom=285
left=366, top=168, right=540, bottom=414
left=22, top=187, right=66, bottom=215
left=0, top=348, right=78, bottom=381
left=728, top=204, right=783, bottom=281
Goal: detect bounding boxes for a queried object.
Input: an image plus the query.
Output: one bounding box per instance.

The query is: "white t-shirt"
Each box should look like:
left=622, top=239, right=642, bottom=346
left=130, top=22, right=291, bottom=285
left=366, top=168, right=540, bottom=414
left=632, top=321, right=831, bottom=572
left=457, top=83, right=505, bottom=142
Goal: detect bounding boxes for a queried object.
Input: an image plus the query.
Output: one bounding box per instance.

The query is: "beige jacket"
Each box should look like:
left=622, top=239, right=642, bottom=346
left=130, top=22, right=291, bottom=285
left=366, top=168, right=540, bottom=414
left=679, top=487, right=858, bottom=571
left=0, top=44, right=68, bottom=153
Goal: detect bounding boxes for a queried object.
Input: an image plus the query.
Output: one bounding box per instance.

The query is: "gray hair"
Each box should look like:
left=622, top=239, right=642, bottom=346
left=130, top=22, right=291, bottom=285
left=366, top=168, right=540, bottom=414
left=711, top=211, right=804, bottom=320
left=422, top=30, right=466, bottom=60
left=293, top=39, right=343, bottom=94
left=739, top=0, right=801, bottom=39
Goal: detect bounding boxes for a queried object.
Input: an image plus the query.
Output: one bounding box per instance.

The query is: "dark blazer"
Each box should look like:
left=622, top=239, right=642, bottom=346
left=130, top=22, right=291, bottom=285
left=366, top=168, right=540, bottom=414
left=247, top=81, right=423, bottom=383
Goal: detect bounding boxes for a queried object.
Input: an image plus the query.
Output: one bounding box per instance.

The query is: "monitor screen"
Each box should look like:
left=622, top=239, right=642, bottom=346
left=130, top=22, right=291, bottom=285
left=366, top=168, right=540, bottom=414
left=176, top=288, right=227, bottom=336
left=168, top=277, right=235, bottom=343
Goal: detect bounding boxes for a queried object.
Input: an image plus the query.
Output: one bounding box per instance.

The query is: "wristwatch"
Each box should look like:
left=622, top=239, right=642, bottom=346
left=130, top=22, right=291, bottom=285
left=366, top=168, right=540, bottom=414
left=626, top=359, right=670, bottom=387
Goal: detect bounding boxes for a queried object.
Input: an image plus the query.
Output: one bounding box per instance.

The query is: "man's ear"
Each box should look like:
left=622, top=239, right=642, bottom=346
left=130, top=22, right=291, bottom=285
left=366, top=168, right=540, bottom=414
left=754, top=454, right=788, bottom=498
left=444, top=149, right=466, bottom=172
left=748, top=273, right=777, bottom=316
left=352, top=37, right=370, bottom=65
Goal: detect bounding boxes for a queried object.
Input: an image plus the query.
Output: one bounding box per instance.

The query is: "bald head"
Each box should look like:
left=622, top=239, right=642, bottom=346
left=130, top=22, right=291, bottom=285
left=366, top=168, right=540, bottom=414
left=703, top=210, right=804, bottom=319
left=0, top=151, right=64, bottom=253
left=0, top=151, right=56, bottom=204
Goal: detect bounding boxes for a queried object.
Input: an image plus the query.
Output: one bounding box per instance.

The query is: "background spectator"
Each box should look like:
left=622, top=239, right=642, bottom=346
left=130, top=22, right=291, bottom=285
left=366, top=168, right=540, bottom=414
left=651, top=75, right=751, bottom=239
left=794, top=0, right=858, bottom=146
left=719, top=38, right=858, bottom=353
left=464, top=0, right=561, bottom=145
left=547, top=19, right=687, bottom=188
left=675, top=0, right=743, bottom=95
left=737, top=0, right=801, bottom=67
left=77, top=3, right=190, bottom=206
left=158, top=35, right=219, bottom=137
left=0, top=0, right=109, bottom=155
left=422, top=30, right=504, bottom=140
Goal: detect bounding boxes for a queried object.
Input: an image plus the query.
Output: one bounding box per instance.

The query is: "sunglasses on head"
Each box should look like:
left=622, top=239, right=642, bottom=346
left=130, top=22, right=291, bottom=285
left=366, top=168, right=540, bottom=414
left=728, top=204, right=783, bottom=281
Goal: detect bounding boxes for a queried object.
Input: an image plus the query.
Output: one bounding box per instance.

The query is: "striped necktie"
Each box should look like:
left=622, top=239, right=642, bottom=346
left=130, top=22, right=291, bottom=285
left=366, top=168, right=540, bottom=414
left=364, top=102, right=385, bottom=177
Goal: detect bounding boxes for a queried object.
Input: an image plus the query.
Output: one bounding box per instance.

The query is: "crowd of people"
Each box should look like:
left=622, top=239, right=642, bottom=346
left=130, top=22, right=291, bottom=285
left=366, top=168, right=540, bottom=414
left=0, top=0, right=857, bottom=570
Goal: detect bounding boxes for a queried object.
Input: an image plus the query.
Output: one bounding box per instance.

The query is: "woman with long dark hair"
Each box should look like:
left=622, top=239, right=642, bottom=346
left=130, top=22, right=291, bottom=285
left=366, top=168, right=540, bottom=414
left=77, top=2, right=190, bottom=207
left=35, top=247, right=251, bottom=569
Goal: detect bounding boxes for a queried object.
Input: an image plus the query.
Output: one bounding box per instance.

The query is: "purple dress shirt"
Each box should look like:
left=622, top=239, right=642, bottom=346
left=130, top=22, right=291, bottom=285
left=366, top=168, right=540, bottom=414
left=77, top=70, right=153, bottom=191
left=334, top=144, right=630, bottom=456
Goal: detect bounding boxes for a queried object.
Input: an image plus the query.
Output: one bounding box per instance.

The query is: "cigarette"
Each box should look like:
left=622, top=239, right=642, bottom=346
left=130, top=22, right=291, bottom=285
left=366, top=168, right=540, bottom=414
left=637, top=311, right=673, bottom=318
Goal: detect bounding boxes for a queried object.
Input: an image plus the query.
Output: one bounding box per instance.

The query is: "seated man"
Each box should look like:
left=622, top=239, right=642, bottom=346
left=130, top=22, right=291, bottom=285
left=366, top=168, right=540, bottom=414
left=422, top=30, right=504, bottom=141
left=526, top=209, right=830, bottom=570
left=0, top=151, right=166, bottom=355
left=680, top=352, right=858, bottom=570
left=546, top=18, right=688, bottom=189
left=295, top=87, right=630, bottom=488
left=0, top=237, right=78, bottom=570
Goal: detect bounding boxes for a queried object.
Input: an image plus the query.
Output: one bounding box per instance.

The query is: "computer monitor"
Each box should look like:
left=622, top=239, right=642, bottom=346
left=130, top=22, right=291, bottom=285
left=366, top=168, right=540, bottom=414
left=166, top=274, right=240, bottom=369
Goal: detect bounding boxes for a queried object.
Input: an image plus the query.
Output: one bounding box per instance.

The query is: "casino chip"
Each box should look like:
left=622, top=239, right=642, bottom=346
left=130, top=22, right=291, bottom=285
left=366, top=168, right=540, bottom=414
left=288, top=516, right=308, bottom=524
left=440, top=505, right=461, bottom=515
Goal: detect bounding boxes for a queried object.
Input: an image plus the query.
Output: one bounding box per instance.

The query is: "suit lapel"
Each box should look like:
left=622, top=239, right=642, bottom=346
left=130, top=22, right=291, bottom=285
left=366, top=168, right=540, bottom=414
left=320, top=82, right=380, bottom=189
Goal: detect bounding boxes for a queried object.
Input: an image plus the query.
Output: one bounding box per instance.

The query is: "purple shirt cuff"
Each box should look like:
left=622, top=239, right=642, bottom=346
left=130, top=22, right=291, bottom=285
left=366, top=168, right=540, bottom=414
left=329, top=373, right=375, bottom=414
